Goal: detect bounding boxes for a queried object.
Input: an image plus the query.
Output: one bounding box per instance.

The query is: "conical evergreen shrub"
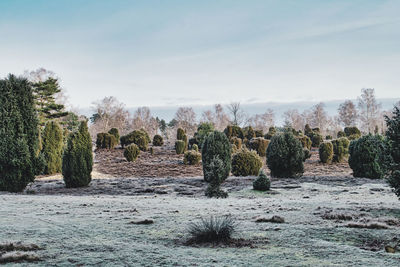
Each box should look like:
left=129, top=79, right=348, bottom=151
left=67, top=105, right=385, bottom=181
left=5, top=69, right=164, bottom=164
left=62, top=121, right=93, bottom=188
left=42, top=121, right=64, bottom=174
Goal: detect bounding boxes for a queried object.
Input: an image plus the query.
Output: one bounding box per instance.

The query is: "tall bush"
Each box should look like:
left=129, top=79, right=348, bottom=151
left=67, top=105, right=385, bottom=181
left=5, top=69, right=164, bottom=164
left=332, top=137, right=350, bottom=162
left=224, top=125, right=244, bottom=140
left=62, top=121, right=93, bottom=188
left=319, top=142, right=333, bottom=164
left=175, top=140, right=186, bottom=154
left=124, top=144, right=140, bottom=162
left=385, top=106, right=400, bottom=198
left=266, top=132, right=304, bottom=178
left=42, top=121, right=64, bottom=174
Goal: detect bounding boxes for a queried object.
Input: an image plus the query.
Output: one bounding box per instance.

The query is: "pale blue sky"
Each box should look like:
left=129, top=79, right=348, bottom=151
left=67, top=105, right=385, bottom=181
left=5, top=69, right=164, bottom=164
left=0, top=0, right=399, bottom=108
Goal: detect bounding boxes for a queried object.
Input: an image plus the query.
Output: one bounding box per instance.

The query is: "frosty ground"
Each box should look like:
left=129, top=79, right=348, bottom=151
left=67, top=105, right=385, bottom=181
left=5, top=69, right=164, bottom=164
left=1, top=151, right=400, bottom=266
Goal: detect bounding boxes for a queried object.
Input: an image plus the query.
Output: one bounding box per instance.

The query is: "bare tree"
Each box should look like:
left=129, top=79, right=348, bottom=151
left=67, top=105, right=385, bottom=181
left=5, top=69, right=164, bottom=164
left=174, top=107, right=197, bottom=135
left=357, top=88, right=381, bottom=133
left=200, top=104, right=230, bottom=131
left=131, top=107, right=158, bottom=137
left=248, top=109, right=275, bottom=132
left=337, top=100, right=358, bottom=127
left=309, top=102, right=328, bottom=133
left=283, top=109, right=305, bottom=131
left=227, top=102, right=247, bottom=126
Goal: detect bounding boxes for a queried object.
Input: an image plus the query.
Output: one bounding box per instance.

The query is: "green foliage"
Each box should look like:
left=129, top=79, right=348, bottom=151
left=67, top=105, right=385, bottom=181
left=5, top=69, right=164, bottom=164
left=41, top=121, right=64, bottom=174
left=175, top=140, right=186, bottom=154
left=303, top=149, right=311, bottom=161
left=230, top=137, right=242, bottom=150
left=96, top=133, right=117, bottom=149
left=0, top=75, right=40, bottom=192
left=253, top=169, right=271, bottom=191
left=332, top=137, right=350, bottom=163
left=348, top=134, right=387, bottom=179
left=152, top=134, right=164, bottom=146
left=177, top=127, right=186, bottom=140
left=254, top=130, right=264, bottom=137
left=249, top=138, right=270, bottom=157
left=337, top=131, right=346, bottom=138
left=312, top=134, right=323, bottom=148
left=62, top=121, right=93, bottom=188
left=344, top=126, right=361, bottom=137
left=224, top=125, right=244, bottom=140
left=304, top=124, right=313, bottom=136
left=232, top=149, right=262, bottom=176
left=266, top=132, right=304, bottom=178
left=193, top=123, right=215, bottom=148
left=124, top=144, right=140, bottom=162
left=204, top=156, right=229, bottom=198
left=385, top=106, right=400, bottom=198
left=347, top=134, right=361, bottom=140
left=120, top=130, right=149, bottom=151
left=202, top=131, right=231, bottom=183
left=319, top=142, right=333, bottom=164
left=184, top=150, right=202, bottom=165
left=264, top=127, right=276, bottom=140
left=326, top=135, right=332, bottom=140
left=298, top=135, right=312, bottom=150
left=108, top=128, right=120, bottom=143
left=192, top=144, right=199, bottom=152
left=243, top=126, right=256, bottom=140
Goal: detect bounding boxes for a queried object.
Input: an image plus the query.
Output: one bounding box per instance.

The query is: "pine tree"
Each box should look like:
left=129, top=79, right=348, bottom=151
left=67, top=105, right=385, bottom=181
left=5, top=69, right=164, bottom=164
left=32, top=77, right=68, bottom=125
left=42, top=121, right=64, bottom=174
left=62, top=121, right=93, bottom=188
left=0, top=74, right=40, bottom=192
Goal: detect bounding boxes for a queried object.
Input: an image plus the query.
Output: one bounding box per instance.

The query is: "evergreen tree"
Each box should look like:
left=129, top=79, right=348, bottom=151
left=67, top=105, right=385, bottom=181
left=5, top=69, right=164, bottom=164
left=62, top=121, right=93, bottom=188
left=32, top=77, right=68, bottom=125
left=42, top=121, right=64, bottom=174
left=0, top=74, right=40, bottom=192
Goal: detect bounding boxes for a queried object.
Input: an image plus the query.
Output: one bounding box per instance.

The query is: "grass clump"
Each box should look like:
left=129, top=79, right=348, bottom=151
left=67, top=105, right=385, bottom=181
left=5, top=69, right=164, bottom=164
left=187, top=215, right=236, bottom=244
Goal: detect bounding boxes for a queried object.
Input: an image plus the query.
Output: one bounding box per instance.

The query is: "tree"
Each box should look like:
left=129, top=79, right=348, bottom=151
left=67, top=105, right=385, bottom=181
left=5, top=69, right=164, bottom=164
left=358, top=88, right=381, bottom=133
left=174, top=107, right=197, bottom=136
left=385, top=106, right=400, bottom=198
left=283, top=109, right=304, bottom=131
left=41, top=121, right=64, bottom=174
left=132, top=107, right=158, bottom=137
left=338, top=100, right=358, bottom=127
left=201, top=104, right=230, bottom=131
left=248, top=109, right=275, bottom=133
left=0, top=74, right=40, bottom=192
left=227, top=102, right=247, bottom=126
left=309, top=102, right=328, bottom=133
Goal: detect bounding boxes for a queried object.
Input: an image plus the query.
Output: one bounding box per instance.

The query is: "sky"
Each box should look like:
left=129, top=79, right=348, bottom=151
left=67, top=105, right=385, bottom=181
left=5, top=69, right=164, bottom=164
left=0, top=0, right=399, bottom=110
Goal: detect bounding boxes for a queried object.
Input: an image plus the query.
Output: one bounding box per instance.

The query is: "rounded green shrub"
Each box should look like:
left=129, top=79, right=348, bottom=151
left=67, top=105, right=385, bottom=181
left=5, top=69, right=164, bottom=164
left=175, top=140, right=186, bottom=154
left=41, top=121, right=64, bottom=174
left=120, top=130, right=149, bottom=151
left=298, top=135, right=312, bottom=150
left=249, top=138, right=270, bottom=157
left=319, top=142, right=333, bottom=164
left=124, top=143, right=140, bottom=162
left=108, top=128, right=120, bottom=143
left=153, top=134, right=164, bottom=146
left=184, top=150, right=201, bottom=165
left=232, top=149, right=262, bottom=176
left=348, top=134, right=387, bottom=179
left=62, top=121, right=93, bottom=188
left=96, top=133, right=117, bottom=149
left=192, top=144, right=199, bottom=152
left=253, top=169, right=271, bottom=191
left=202, top=131, right=231, bottom=182
left=230, top=137, right=242, bottom=150
left=312, top=134, right=323, bottom=148
left=337, top=131, right=346, bottom=138
left=332, top=137, right=350, bottom=162
left=266, top=132, right=304, bottom=178
left=224, top=125, right=244, bottom=140
left=344, top=126, right=361, bottom=137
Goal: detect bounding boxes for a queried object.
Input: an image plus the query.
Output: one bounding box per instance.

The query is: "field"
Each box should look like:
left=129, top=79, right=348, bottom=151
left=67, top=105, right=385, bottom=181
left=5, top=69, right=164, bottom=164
left=1, top=147, right=399, bottom=266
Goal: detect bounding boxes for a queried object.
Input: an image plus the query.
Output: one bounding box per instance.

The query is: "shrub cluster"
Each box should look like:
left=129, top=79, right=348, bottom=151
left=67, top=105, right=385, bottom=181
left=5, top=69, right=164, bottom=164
left=249, top=137, right=270, bottom=157
left=230, top=137, right=242, bottom=150
left=192, top=123, right=214, bottom=148
left=266, top=131, right=304, bottom=178
left=344, top=126, right=361, bottom=138
left=62, top=121, right=93, bottom=188
left=224, top=125, right=244, bottom=140
left=184, top=150, right=202, bottom=165
left=232, top=149, right=262, bottom=176
left=312, top=134, right=324, bottom=148
left=264, top=127, right=276, bottom=140
left=124, top=143, right=140, bottom=162
left=348, top=134, right=387, bottom=179
left=152, top=134, right=164, bottom=146
left=304, top=124, right=323, bottom=147
left=331, top=137, right=350, bottom=162
left=298, top=135, right=312, bottom=150
left=319, top=142, right=333, bottom=164
left=120, top=130, right=149, bottom=151
left=243, top=126, right=256, bottom=140
left=96, top=132, right=117, bottom=149
left=253, top=169, right=271, bottom=191
left=192, top=144, right=199, bottom=152
left=41, top=121, right=64, bottom=174
left=108, top=128, right=120, bottom=143
left=175, top=140, right=186, bottom=154
left=337, top=131, right=346, bottom=138
left=385, top=106, right=400, bottom=198
left=254, top=129, right=264, bottom=137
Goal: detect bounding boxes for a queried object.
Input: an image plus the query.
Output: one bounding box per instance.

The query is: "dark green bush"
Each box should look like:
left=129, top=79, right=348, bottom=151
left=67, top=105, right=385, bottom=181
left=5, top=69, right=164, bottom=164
left=124, top=144, right=140, bottom=162
left=344, top=126, right=361, bottom=137
left=0, top=75, right=40, bottom=192
left=96, top=133, right=117, bottom=149
left=298, top=135, right=312, bottom=150
left=249, top=138, right=270, bottom=157
left=332, top=137, right=350, bottom=162
left=224, top=125, right=244, bottom=140
left=312, top=134, right=323, bottom=148
left=264, top=127, right=276, bottom=140
left=319, top=142, right=333, bottom=164
left=193, top=123, right=214, bottom=148
left=184, top=150, right=201, bottom=165
left=204, top=156, right=229, bottom=198
left=326, top=135, right=332, bottom=140
left=266, top=132, right=304, bottom=178
left=175, top=140, right=186, bottom=154
left=303, top=149, right=311, bottom=161
left=202, top=131, right=231, bottom=183
left=177, top=127, right=186, bottom=141
left=254, top=130, right=263, bottom=137
left=192, top=144, right=199, bottom=152
left=41, top=121, right=64, bottom=174
left=337, top=131, right=346, bottom=138
left=304, top=124, right=313, bottom=137
left=189, top=137, right=199, bottom=148
left=232, top=149, right=262, bottom=176
left=152, top=134, right=164, bottom=146
left=243, top=126, right=256, bottom=140
left=62, top=121, right=93, bottom=188
left=385, top=106, right=400, bottom=198
left=348, top=134, right=387, bottom=179
left=347, top=134, right=361, bottom=140
left=120, top=130, right=149, bottom=151
left=253, top=169, right=271, bottom=191
left=108, top=128, right=120, bottom=143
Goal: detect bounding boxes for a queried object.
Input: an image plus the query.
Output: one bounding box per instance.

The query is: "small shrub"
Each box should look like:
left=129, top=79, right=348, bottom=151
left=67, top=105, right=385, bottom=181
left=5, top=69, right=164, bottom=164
left=96, top=133, right=117, bottom=149
left=332, top=137, right=350, bottom=162
left=149, top=147, right=154, bottom=155
left=326, top=135, right=332, bottom=140
left=312, top=134, right=323, bottom=148
left=189, top=137, right=199, bottom=148
left=348, top=134, right=387, bottom=179
left=337, top=131, right=346, bottom=138
left=243, top=126, right=256, bottom=140
left=232, top=149, right=262, bottom=176
left=124, top=144, right=140, bottom=162
left=184, top=150, right=201, bottom=165
left=224, top=125, right=244, bottom=140
left=205, top=156, right=229, bottom=198
left=193, top=123, right=214, bottom=148
left=254, top=129, right=263, bottom=137
left=319, top=142, right=333, bottom=164
left=230, top=137, right=242, bottom=150
left=249, top=138, right=270, bottom=157
left=266, top=132, right=304, bottom=178
left=344, top=126, right=361, bottom=137
left=202, top=131, right=231, bottom=183
left=62, top=121, right=93, bottom=188
left=108, top=128, right=120, bottom=143
left=253, top=169, right=271, bottom=191
left=264, top=127, right=276, bottom=140
left=120, top=130, right=148, bottom=151
left=187, top=215, right=236, bottom=243
left=298, top=135, right=312, bottom=150
left=192, top=144, right=199, bottom=152
left=303, top=149, right=311, bottom=161
left=152, top=134, right=164, bottom=146
left=41, top=121, right=63, bottom=175
left=175, top=140, right=186, bottom=154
